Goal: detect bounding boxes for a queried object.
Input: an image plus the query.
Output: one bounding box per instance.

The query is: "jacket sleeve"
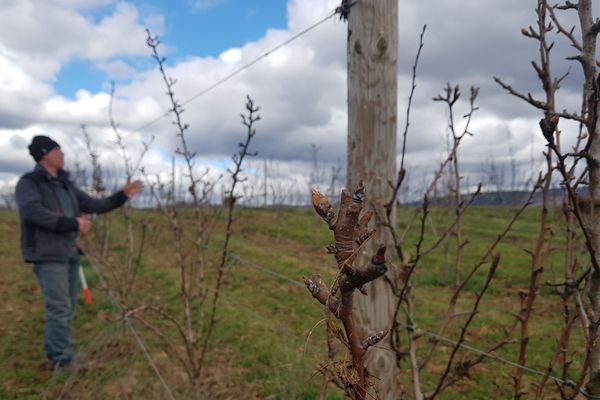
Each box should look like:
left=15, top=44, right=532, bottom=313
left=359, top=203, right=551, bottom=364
left=16, top=176, right=79, bottom=232
left=75, top=186, right=128, bottom=214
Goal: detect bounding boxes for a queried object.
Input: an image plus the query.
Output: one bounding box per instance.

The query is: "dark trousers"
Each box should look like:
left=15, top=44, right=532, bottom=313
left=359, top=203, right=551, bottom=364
left=33, top=255, right=80, bottom=365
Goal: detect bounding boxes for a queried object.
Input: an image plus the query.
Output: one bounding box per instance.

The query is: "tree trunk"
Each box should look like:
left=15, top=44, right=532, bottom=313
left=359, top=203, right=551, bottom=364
left=347, top=0, right=398, bottom=398
left=588, top=101, right=600, bottom=392
left=577, top=0, right=600, bottom=394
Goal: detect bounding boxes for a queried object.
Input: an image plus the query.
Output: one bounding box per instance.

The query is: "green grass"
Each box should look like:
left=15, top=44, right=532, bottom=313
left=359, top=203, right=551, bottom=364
left=0, top=205, right=588, bottom=399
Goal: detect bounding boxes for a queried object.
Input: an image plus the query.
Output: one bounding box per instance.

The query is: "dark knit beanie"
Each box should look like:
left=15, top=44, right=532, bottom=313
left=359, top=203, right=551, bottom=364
left=28, top=135, right=60, bottom=162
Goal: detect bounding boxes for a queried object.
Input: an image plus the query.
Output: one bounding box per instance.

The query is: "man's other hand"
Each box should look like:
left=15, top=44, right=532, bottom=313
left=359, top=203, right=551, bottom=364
left=123, top=180, right=143, bottom=198
left=77, top=216, right=92, bottom=235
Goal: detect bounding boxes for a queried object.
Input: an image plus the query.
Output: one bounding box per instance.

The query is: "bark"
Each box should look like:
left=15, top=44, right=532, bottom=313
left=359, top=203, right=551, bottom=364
left=577, top=0, right=600, bottom=394
left=347, top=0, right=398, bottom=398
left=306, top=185, right=389, bottom=400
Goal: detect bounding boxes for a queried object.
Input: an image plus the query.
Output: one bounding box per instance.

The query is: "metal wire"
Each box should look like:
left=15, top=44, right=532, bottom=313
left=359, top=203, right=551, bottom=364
left=85, top=258, right=177, bottom=400
left=222, top=248, right=600, bottom=398
left=132, top=8, right=339, bottom=135
left=81, top=12, right=345, bottom=394
left=77, top=238, right=598, bottom=399
left=227, top=250, right=306, bottom=288
left=414, top=328, right=598, bottom=399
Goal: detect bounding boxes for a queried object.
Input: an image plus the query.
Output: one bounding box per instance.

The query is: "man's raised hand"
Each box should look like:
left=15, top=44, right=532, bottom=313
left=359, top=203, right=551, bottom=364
left=123, top=180, right=143, bottom=198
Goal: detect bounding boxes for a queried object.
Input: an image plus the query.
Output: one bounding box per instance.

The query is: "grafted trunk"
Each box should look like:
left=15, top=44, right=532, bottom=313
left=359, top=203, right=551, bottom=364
left=347, top=0, right=398, bottom=398
left=306, top=185, right=390, bottom=400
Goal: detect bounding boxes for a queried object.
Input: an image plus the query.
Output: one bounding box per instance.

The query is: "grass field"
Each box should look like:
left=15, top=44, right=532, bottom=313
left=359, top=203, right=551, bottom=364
left=0, top=204, right=588, bottom=399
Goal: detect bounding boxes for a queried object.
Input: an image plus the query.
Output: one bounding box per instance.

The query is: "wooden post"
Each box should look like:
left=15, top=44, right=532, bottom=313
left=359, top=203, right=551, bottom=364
left=347, top=0, right=398, bottom=398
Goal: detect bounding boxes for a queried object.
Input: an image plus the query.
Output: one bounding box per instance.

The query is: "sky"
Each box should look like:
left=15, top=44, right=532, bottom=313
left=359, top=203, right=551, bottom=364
left=0, top=0, right=592, bottom=205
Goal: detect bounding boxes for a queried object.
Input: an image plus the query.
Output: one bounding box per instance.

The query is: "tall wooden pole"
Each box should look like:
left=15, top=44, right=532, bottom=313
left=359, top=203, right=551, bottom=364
left=347, top=0, right=398, bottom=398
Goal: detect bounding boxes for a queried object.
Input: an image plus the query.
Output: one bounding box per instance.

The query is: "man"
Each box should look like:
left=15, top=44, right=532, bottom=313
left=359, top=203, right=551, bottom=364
left=15, top=135, right=143, bottom=372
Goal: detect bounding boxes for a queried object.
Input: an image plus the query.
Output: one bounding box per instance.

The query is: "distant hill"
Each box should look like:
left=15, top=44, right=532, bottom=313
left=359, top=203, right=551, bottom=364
left=402, top=187, right=588, bottom=207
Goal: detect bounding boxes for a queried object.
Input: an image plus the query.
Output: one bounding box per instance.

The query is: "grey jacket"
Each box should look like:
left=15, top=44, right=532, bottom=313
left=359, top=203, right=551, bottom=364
left=15, top=165, right=128, bottom=263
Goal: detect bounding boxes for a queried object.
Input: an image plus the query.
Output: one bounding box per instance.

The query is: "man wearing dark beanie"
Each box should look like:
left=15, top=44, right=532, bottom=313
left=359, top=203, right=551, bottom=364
left=15, top=134, right=143, bottom=373
left=28, top=135, right=60, bottom=162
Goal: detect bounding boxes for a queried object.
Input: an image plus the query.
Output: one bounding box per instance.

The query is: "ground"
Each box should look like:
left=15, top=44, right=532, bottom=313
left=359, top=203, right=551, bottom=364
left=0, top=205, right=587, bottom=399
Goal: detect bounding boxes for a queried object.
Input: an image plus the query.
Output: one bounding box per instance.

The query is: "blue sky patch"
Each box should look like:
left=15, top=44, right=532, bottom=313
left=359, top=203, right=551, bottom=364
left=53, top=0, right=288, bottom=99
left=54, top=59, right=107, bottom=98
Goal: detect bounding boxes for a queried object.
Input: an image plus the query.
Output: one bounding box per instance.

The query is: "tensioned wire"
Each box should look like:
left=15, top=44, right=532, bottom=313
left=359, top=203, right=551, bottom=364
left=51, top=7, right=347, bottom=398
left=131, top=7, right=341, bottom=136
left=59, top=0, right=600, bottom=396
left=64, top=240, right=596, bottom=399
left=54, top=255, right=176, bottom=400
left=222, top=248, right=598, bottom=399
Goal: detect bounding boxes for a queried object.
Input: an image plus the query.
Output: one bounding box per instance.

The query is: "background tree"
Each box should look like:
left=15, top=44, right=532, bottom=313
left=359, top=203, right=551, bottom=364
left=495, top=0, right=600, bottom=395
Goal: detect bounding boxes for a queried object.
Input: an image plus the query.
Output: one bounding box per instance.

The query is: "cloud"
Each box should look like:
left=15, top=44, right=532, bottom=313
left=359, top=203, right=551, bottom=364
left=0, top=0, right=164, bottom=174
left=0, top=129, right=52, bottom=175
left=0, top=0, right=590, bottom=202
left=0, top=1, right=163, bottom=81
left=50, top=0, right=114, bottom=10
left=0, top=54, right=55, bottom=129
left=219, top=48, right=242, bottom=63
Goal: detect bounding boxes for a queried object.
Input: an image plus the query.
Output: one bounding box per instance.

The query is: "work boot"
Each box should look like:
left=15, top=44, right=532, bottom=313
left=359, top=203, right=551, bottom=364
left=50, top=359, right=78, bottom=375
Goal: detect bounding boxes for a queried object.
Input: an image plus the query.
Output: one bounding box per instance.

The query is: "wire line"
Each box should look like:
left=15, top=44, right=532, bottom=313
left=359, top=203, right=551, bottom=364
left=133, top=8, right=338, bottom=134
left=227, top=249, right=306, bottom=288
left=218, top=247, right=600, bottom=398
left=85, top=258, right=177, bottom=400
left=79, top=239, right=596, bottom=399
left=415, top=328, right=597, bottom=399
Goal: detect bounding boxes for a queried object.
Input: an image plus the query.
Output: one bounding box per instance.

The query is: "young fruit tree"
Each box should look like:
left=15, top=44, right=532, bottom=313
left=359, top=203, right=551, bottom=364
left=495, top=0, right=600, bottom=396
left=305, top=183, right=389, bottom=400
